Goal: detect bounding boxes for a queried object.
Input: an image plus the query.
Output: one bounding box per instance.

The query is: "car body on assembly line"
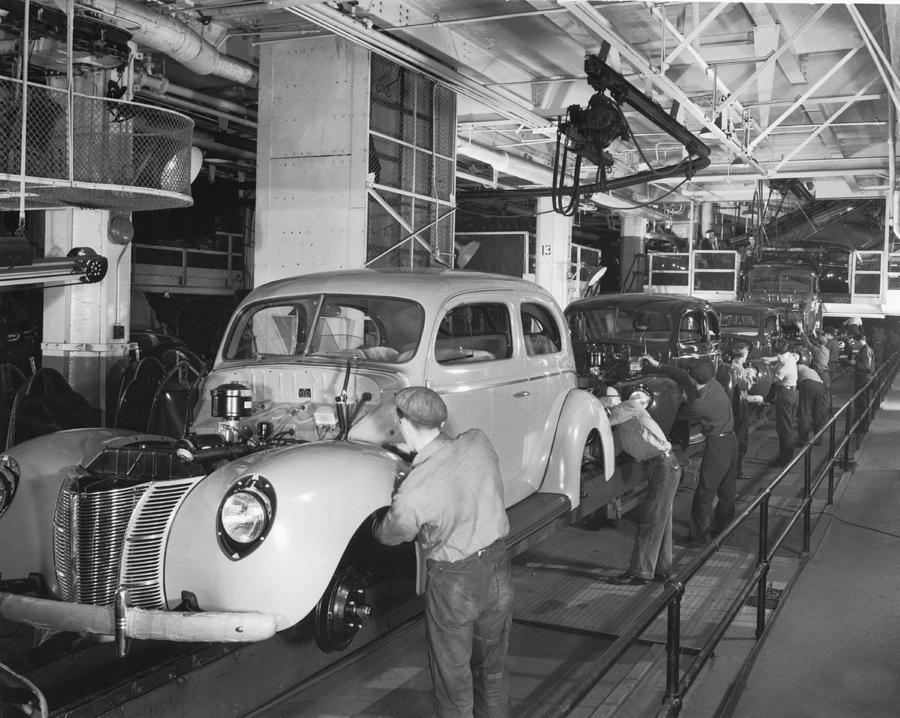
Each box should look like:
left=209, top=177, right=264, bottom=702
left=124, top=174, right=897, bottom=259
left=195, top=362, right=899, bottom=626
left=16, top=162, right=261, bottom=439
left=713, top=300, right=781, bottom=360
left=0, top=269, right=615, bottom=655
left=565, top=293, right=722, bottom=433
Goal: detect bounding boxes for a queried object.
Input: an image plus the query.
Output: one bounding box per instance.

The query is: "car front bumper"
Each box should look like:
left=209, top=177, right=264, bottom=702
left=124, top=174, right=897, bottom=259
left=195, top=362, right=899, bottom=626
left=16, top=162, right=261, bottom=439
left=0, top=591, right=278, bottom=654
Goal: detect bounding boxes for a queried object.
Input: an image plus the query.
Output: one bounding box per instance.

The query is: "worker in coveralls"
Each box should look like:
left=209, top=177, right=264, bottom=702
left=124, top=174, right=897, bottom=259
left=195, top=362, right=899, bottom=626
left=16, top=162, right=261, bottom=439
left=643, top=357, right=737, bottom=548
left=605, top=389, right=682, bottom=585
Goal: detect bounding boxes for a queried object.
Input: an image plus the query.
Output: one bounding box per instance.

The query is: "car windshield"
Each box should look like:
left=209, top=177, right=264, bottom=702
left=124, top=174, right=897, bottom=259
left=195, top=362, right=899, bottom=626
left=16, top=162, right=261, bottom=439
left=222, top=294, right=425, bottom=363
left=748, top=272, right=813, bottom=294
left=720, top=312, right=758, bottom=328
left=568, top=307, right=671, bottom=341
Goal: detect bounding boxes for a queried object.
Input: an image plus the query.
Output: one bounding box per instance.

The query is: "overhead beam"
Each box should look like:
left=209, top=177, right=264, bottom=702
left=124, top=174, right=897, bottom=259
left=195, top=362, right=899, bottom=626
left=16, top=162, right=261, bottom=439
left=749, top=44, right=863, bottom=152
left=847, top=4, right=900, bottom=115
left=553, top=1, right=766, bottom=174
left=660, top=2, right=729, bottom=71
left=285, top=3, right=552, bottom=129
left=773, top=79, right=879, bottom=171
left=718, top=4, right=832, bottom=115
left=751, top=23, right=780, bottom=127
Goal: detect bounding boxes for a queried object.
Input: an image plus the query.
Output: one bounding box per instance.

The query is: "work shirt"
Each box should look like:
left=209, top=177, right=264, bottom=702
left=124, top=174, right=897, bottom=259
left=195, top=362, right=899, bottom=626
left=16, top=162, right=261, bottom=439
left=855, top=343, right=874, bottom=375
left=607, top=399, right=671, bottom=461
left=374, top=429, right=509, bottom=563
left=810, top=345, right=830, bottom=376
left=797, top=365, right=823, bottom=384
left=826, top=338, right=841, bottom=368
left=774, top=352, right=798, bottom=387
left=657, top=364, right=734, bottom=436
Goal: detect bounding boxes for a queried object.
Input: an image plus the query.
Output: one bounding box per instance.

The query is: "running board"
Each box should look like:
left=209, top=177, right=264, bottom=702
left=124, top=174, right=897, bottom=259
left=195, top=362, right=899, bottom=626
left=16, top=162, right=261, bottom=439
left=506, top=493, right=572, bottom=559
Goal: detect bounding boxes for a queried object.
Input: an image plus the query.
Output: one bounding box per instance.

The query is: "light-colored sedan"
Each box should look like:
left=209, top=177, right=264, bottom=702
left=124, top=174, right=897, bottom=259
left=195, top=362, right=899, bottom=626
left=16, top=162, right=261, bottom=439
left=0, top=269, right=615, bottom=655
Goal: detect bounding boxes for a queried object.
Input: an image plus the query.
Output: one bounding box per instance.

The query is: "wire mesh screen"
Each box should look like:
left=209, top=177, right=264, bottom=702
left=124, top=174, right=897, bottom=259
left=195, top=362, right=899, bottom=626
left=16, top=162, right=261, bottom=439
left=0, top=76, right=194, bottom=212
left=455, top=232, right=528, bottom=277
left=366, top=56, right=456, bottom=268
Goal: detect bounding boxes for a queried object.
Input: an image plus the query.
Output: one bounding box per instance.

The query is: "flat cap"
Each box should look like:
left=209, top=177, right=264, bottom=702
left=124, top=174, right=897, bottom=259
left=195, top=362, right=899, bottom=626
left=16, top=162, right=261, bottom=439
left=395, top=386, right=447, bottom=427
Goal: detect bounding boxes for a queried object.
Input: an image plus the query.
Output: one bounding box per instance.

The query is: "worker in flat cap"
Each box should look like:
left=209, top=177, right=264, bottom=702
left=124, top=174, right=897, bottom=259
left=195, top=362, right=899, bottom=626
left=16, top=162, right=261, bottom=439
left=374, top=386, right=513, bottom=718
left=605, top=389, right=682, bottom=586
left=642, top=357, right=737, bottom=549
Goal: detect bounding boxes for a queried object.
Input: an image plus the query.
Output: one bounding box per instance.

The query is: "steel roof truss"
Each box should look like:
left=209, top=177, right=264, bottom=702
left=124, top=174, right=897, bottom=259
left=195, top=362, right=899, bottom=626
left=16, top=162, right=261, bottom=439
left=773, top=79, right=879, bottom=172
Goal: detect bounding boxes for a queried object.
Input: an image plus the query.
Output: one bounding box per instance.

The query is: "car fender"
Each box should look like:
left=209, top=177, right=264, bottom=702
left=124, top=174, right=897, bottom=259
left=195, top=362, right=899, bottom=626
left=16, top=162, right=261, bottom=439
left=538, top=388, right=614, bottom=506
left=0, top=428, right=170, bottom=592
left=164, top=440, right=405, bottom=631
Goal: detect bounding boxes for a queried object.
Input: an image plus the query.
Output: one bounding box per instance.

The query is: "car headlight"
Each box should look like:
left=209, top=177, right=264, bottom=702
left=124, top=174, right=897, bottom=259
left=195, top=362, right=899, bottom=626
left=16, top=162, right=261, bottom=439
left=221, top=490, right=270, bottom=543
left=217, top=474, right=276, bottom=560
left=0, top=455, right=20, bottom=520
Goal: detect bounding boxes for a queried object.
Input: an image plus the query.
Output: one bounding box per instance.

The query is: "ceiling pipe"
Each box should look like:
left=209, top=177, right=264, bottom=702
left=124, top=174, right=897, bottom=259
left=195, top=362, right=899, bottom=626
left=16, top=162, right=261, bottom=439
left=134, top=73, right=258, bottom=129
left=76, top=0, right=259, bottom=86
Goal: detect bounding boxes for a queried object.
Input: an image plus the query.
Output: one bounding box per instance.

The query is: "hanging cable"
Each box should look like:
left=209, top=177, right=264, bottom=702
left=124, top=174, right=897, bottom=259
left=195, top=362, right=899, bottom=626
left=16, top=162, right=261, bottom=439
left=551, top=111, right=582, bottom=216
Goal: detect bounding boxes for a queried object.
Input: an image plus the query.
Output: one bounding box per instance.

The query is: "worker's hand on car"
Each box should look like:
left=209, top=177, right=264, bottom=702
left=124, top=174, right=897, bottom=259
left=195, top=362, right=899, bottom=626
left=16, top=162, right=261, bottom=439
left=642, top=355, right=660, bottom=368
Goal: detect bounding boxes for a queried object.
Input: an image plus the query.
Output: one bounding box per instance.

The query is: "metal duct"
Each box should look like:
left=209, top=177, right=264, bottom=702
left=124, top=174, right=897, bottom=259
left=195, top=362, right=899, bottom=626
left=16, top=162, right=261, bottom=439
left=77, top=0, right=258, bottom=86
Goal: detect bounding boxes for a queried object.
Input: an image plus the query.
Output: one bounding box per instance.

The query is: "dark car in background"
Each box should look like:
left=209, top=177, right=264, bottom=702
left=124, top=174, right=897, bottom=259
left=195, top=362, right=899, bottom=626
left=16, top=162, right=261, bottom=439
left=744, top=253, right=820, bottom=335
left=565, top=293, right=721, bottom=435
left=713, top=300, right=781, bottom=360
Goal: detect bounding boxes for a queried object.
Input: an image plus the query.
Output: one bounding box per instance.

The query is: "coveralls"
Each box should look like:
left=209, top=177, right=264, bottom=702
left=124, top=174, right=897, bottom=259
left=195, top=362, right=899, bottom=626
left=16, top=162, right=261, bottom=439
left=607, top=399, right=682, bottom=581
left=657, top=364, right=737, bottom=544
left=770, top=351, right=799, bottom=466
left=853, top=342, right=875, bottom=432
left=375, top=429, right=513, bottom=718
left=797, top=364, right=827, bottom=445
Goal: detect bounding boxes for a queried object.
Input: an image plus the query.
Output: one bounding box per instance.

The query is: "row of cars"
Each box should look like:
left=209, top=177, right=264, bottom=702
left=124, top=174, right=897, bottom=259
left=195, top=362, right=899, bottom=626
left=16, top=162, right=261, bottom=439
left=0, top=269, right=782, bottom=659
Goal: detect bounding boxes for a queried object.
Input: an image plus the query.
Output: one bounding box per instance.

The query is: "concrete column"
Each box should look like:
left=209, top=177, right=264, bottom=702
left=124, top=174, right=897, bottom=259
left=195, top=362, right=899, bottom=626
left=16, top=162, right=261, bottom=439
left=255, top=36, right=370, bottom=285
left=534, top=197, right=572, bottom=309
left=41, top=209, right=131, bottom=422
left=620, top=213, right=646, bottom=292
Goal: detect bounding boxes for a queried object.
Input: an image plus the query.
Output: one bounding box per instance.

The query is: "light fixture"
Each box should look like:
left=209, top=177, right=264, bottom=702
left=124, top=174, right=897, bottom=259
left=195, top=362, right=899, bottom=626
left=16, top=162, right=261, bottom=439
left=0, top=245, right=108, bottom=288
left=456, top=241, right=481, bottom=269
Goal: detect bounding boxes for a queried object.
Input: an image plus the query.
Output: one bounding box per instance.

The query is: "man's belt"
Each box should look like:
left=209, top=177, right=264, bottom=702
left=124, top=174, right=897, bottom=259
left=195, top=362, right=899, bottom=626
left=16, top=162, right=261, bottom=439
left=708, top=431, right=734, bottom=438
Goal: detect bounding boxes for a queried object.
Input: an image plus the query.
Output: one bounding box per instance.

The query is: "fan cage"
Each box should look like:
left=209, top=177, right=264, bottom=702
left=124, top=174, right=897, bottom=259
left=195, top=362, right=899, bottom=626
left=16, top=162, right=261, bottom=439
left=0, top=76, right=194, bottom=212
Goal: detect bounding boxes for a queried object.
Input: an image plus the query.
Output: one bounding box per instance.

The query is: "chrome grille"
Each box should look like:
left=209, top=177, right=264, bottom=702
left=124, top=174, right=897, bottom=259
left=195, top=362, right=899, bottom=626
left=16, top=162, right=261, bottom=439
left=54, top=481, right=148, bottom=605
left=119, top=478, right=200, bottom=609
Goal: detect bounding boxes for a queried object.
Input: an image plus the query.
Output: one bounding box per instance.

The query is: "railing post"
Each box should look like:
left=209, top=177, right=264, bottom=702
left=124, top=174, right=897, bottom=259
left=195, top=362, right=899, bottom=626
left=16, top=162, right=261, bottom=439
left=843, top=400, right=853, bottom=469
left=827, top=422, right=836, bottom=505
left=665, top=588, right=683, bottom=704
left=756, top=493, right=769, bottom=638
left=803, top=450, right=811, bottom=554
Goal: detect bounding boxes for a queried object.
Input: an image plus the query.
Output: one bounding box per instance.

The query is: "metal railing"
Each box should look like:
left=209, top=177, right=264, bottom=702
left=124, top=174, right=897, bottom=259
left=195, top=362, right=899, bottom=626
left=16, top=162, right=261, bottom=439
left=544, top=351, right=900, bottom=718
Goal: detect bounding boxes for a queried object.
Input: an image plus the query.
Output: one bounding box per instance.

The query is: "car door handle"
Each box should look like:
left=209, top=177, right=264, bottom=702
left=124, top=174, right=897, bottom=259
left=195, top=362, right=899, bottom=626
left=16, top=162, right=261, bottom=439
left=514, top=391, right=530, bottom=398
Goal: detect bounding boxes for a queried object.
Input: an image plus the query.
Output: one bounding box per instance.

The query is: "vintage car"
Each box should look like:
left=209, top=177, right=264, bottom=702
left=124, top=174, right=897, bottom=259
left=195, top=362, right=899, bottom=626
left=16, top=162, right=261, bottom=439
left=743, top=254, right=820, bottom=335
left=564, top=293, right=722, bottom=439
left=713, top=300, right=781, bottom=360
left=0, top=269, right=615, bottom=655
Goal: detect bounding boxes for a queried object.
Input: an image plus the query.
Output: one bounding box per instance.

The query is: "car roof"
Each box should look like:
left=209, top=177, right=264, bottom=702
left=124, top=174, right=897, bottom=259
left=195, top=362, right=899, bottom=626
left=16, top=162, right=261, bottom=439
left=566, top=292, right=715, bottom=314
left=241, top=268, right=555, bottom=307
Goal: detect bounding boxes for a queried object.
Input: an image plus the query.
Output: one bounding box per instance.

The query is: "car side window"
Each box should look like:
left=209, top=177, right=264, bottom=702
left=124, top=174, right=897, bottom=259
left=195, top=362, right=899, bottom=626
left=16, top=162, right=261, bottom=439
left=679, top=312, right=704, bottom=343
left=521, top=303, right=562, bottom=356
left=436, top=303, right=512, bottom=363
